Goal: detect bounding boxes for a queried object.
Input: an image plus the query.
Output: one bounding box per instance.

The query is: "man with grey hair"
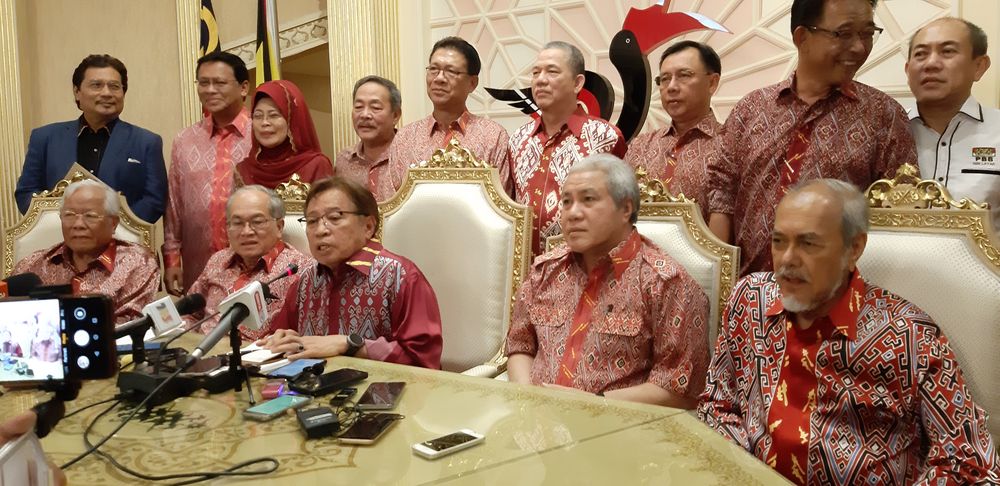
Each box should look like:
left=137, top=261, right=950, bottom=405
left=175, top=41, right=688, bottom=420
left=509, top=40, right=626, bottom=255
left=699, top=179, right=999, bottom=484
left=334, top=75, right=403, bottom=201
left=389, top=36, right=514, bottom=197
left=188, top=185, right=313, bottom=340
left=13, top=179, right=159, bottom=324
left=906, top=17, right=999, bottom=237
left=506, top=154, right=709, bottom=407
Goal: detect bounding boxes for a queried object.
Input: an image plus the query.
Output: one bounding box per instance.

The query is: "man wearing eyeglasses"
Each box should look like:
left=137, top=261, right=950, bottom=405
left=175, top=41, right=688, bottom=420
left=388, top=36, right=513, bottom=197
left=13, top=180, right=159, bottom=324
left=163, top=52, right=254, bottom=296
left=706, top=0, right=916, bottom=277
left=15, top=54, right=168, bottom=225
left=625, top=41, right=722, bottom=220
left=259, top=177, right=443, bottom=369
left=186, top=186, right=312, bottom=340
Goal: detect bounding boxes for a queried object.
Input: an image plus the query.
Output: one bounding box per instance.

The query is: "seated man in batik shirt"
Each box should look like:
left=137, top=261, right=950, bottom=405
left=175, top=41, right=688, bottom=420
left=505, top=154, right=709, bottom=407
left=259, top=177, right=443, bottom=369
left=13, top=179, right=159, bottom=324
left=698, top=179, right=1000, bottom=485
left=187, top=185, right=313, bottom=341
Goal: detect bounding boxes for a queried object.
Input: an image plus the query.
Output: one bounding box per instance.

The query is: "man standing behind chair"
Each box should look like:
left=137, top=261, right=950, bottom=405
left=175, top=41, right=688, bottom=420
left=334, top=76, right=401, bottom=201
left=510, top=41, right=627, bottom=255
left=13, top=180, right=159, bottom=324
left=15, top=54, right=167, bottom=224
left=163, top=52, right=253, bottom=295
left=698, top=179, right=999, bottom=485
left=389, top=37, right=513, bottom=196
left=706, top=0, right=915, bottom=277
left=906, top=18, right=1000, bottom=236
left=625, top=41, right=722, bottom=220
left=506, top=154, right=709, bottom=407
left=188, top=186, right=312, bottom=341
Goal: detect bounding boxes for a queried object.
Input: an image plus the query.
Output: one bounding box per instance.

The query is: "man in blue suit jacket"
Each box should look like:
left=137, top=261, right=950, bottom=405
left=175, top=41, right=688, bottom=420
left=15, top=54, right=167, bottom=223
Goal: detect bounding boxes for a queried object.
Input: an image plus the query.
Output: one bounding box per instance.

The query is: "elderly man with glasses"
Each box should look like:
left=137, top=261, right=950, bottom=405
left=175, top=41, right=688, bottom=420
left=13, top=180, right=159, bottom=324
left=705, top=0, right=917, bottom=277
left=187, top=185, right=313, bottom=340
left=258, top=177, right=443, bottom=369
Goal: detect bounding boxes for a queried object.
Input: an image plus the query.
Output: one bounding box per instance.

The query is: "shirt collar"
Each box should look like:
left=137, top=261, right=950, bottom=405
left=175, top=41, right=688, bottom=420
left=205, top=108, right=251, bottom=138
left=765, top=271, right=864, bottom=340
left=566, top=228, right=642, bottom=281
left=429, top=111, right=471, bottom=136
left=47, top=240, right=118, bottom=273
left=350, top=139, right=392, bottom=164
left=665, top=112, right=720, bottom=139
left=531, top=106, right=589, bottom=138
left=225, top=240, right=286, bottom=273
left=77, top=115, right=117, bottom=136
left=777, top=73, right=859, bottom=103
left=342, top=239, right=384, bottom=276
left=907, top=96, right=983, bottom=123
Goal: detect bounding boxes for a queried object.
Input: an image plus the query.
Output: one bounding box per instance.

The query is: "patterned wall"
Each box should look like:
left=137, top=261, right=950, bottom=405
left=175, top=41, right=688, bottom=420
left=425, top=0, right=955, bottom=135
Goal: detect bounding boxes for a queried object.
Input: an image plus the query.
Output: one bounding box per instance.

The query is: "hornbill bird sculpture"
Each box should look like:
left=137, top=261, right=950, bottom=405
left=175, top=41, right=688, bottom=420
left=486, top=1, right=729, bottom=142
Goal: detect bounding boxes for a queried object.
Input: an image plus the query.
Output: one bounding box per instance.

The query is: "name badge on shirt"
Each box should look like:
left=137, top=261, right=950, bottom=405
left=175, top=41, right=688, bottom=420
left=972, top=147, right=996, bottom=165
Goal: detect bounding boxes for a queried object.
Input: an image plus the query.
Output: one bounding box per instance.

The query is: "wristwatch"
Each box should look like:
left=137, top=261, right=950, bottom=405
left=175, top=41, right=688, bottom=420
left=345, top=333, right=364, bottom=357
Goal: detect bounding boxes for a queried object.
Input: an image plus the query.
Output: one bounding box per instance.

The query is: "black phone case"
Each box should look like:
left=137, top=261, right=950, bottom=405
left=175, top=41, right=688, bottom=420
left=289, top=368, right=368, bottom=395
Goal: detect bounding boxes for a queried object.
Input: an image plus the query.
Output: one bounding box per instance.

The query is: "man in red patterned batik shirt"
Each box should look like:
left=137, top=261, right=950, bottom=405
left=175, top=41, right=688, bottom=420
left=506, top=154, right=708, bottom=407
left=625, top=40, right=722, bottom=221
left=510, top=41, right=627, bottom=256
left=14, top=180, right=159, bottom=324
left=698, top=179, right=999, bottom=485
left=389, top=37, right=513, bottom=196
left=706, top=0, right=916, bottom=276
left=259, top=178, right=442, bottom=369
left=164, top=52, right=252, bottom=294
left=334, top=75, right=401, bottom=201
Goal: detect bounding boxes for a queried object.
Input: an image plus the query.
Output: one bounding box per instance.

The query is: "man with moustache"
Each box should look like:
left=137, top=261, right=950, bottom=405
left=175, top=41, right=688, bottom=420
left=164, top=52, right=253, bottom=294
left=335, top=75, right=402, bottom=201
left=706, top=0, right=916, bottom=277
left=698, top=179, right=999, bottom=485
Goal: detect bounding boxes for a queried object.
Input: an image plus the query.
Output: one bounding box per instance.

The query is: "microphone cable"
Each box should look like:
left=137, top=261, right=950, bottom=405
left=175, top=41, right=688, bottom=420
left=153, top=311, right=220, bottom=375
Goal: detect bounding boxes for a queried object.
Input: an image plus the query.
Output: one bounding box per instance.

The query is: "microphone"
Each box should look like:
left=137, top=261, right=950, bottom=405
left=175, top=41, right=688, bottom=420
left=187, top=284, right=268, bottom=364
left=115, top=293, right=206, bottom=339
left=261, top=263, right=299, bottom=299
left=2, top=272, right=42, bottom=297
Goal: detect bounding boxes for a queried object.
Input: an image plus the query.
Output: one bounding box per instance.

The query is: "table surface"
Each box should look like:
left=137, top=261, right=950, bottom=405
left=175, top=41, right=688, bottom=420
left=0, top=340, right=789, bottom=485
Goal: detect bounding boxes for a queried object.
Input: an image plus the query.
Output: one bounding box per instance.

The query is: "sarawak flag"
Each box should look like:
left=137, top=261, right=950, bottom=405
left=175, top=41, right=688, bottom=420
left=198, top=0, right=222, bottom=57
left=255, top=0, right=281, bottom=86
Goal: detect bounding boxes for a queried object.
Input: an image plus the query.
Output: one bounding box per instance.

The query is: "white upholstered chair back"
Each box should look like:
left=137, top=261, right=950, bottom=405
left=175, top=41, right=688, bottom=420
left=274, top=174, right=311, bottom=255
left=378, top=140, right=532, bottom=375
left=3, top=165, right=155, bottom=277
left=546, top=168, right=739, bottom=352
left=858, top=163, right=1000, bottom=440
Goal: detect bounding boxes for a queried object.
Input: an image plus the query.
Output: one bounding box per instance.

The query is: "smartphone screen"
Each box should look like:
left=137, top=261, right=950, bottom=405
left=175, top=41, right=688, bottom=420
left=421, top=431, right=481, bottom=451
left=245, top=394, right=311, bottom=419
left=356, top=382, right=405, bottom=410
left=338, top=413, right=403, bottom=443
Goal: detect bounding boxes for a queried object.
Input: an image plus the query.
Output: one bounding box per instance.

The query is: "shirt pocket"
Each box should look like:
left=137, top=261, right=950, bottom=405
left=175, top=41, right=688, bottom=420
left=594, top=309, right=642, bottom=337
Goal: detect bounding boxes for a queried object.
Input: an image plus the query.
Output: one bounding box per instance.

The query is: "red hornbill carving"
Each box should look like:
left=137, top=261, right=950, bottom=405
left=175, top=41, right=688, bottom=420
left=487, top=1, right=728, bottom=141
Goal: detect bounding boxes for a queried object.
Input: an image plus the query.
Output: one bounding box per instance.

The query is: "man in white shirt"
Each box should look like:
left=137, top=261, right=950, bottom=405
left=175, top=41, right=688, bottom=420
left=906, top=17, right=999, bottom=235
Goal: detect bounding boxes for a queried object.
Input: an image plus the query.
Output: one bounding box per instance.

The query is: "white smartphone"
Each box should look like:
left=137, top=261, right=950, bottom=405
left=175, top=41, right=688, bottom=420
left=412, top=429, right=485, bottom=459
left=243, top=394, right=312, bottom=421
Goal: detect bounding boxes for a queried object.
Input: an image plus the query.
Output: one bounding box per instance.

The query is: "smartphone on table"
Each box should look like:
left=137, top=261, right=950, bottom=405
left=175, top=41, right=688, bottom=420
left=412, top=429, right=486, bottom=459
left=243, top=394, right=312, bottom=421
left=356, top=382, right=405, bottom=410
left=337, top=413, right=404, bottom=445
left=289, top=368, right=368, bottom=396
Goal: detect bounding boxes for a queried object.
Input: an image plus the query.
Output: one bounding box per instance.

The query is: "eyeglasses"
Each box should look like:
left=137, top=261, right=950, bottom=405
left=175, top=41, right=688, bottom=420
left=425, top=66, right=468, bottom=80
left=196, top=78, right=237, bottom=89
left=227, top=217, right=275, bottom=232
left=83, top=81, right=124, bottom=93
left=60, top=210, right=106, bottom=225
left=805, top=25, right=884, bottom=45
left=251, top=112, right=284, bottom=123
left=298, top=210, right=366, bottom=229
left=654, top=69, right=706, bottom=86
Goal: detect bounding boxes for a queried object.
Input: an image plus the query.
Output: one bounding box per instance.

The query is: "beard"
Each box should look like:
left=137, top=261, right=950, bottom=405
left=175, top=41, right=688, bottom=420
left=776, top=252, right=851, bottom=313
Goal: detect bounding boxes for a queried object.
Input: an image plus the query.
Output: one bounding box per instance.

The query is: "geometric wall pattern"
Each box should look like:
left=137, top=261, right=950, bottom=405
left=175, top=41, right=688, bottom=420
left=427, top=0, right=954, bottom=136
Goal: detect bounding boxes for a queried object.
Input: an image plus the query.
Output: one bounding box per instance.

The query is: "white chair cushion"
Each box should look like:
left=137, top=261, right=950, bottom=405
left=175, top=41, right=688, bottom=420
left=281, top=216, right=310, bottom=255
left=381, top=183, right=515, bottom=373
left=858, top=231, right=1000, bottom=439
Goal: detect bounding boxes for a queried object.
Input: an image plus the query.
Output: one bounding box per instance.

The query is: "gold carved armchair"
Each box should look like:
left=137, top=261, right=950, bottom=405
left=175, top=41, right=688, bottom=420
left=274, top=173, right=311, bottom=255
left=378, top=139, right=533, bottom=376
left=858, top=163, right=1000, bottom=440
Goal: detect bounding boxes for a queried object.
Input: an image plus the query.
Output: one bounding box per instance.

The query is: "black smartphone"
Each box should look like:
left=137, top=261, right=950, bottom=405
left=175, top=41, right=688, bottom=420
left=289, top=368, right=368, bottom=396
left=0, top=295, right=116, bottom=384
left=338, top=413, right=404, bottom=445
left=356, top=382, right=405, bottom=410
left=329, top=387, right=357, bottom=407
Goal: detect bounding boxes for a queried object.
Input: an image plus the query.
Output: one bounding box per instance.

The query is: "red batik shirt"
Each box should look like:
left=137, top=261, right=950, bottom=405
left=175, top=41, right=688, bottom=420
left=625, top=114, right=722, bottom=220
left=389, top=111, right=513, bottom=196
left=509, top=107, right=627, bottom=255
left=698, top=272, right=1000, bottom=486
left=187, top=241, right=314, bottom=341
left=14, top=240, right=160, bottom=324
left=164, top=110, right=253, bottom=289
left=270, top=239, right=443, bottom=369
left=334, top=140, right=395, bottom=202
left=707, top=76, right=916, bottom=276
left=506, top=230, right=709, bottom=397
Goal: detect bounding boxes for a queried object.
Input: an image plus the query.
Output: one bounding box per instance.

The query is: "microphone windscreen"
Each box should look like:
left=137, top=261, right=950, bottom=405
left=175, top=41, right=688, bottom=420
left=176, top=293, right=207, bottom=315
left=3, top=272, right=43, bottom=297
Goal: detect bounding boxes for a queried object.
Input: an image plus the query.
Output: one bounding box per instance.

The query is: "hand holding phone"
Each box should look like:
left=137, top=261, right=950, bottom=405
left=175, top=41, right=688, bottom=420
left=243, top=394, right=312, bottom=421
left=412, top=429, right=485, bottom=459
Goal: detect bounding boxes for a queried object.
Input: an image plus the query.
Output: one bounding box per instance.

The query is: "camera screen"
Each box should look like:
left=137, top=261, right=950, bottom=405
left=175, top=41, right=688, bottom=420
left=0, top=299, right=62, bottom=382
left=422, top=432, right=479, bottom=451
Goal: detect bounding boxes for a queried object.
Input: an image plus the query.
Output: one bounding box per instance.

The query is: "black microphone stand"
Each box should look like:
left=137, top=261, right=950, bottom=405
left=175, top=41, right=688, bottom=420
left=227, top=319, right=256, bottom=405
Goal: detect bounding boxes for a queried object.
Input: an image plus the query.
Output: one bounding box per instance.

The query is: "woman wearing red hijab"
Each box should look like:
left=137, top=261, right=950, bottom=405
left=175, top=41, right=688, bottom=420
left=236, top=80, right=333, bottom=188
